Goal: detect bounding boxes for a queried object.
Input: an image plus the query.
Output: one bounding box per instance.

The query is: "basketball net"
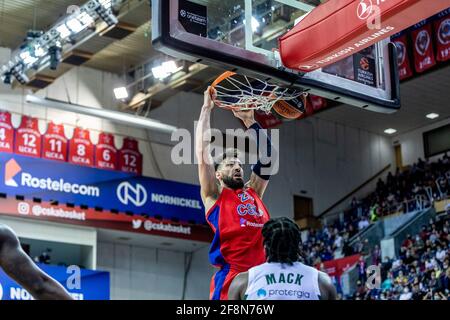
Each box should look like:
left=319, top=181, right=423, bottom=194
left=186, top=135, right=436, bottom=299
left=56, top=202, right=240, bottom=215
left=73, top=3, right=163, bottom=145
left=211, top=71, right=305, bottom=114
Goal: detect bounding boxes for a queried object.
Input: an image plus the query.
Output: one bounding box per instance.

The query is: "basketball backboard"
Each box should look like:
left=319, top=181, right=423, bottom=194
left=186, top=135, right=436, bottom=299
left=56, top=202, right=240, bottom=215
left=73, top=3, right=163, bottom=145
left=152, top=0, right=400, bottom=113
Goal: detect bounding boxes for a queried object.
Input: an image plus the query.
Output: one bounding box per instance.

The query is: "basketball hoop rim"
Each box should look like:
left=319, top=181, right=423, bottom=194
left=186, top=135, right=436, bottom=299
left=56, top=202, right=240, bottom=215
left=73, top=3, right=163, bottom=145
left=210, top=71, right=306, bottom=113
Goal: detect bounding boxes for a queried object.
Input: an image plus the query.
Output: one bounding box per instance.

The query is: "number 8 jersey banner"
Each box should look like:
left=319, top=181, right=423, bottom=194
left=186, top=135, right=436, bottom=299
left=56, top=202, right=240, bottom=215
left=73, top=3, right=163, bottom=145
left=42, top=122, right=68, bottom=162
left=14, top=116, right=41, bottom=158
left=69, top=127, right=94, bottom=167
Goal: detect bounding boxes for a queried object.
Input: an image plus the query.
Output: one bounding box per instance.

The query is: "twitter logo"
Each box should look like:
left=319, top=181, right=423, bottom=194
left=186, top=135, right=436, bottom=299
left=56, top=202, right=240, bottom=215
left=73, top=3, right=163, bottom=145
left=132, top=220, right=142, bottom=229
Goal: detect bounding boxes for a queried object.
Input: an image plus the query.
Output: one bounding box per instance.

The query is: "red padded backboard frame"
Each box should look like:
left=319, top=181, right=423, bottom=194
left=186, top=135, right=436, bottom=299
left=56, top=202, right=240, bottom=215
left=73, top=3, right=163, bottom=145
left=280, top=0, right=450, bottom=72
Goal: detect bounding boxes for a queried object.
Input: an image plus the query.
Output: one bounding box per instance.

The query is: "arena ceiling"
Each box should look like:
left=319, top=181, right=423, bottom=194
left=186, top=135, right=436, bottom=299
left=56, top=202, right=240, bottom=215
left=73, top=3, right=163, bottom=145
left=0, top=0, right=448, bottom=137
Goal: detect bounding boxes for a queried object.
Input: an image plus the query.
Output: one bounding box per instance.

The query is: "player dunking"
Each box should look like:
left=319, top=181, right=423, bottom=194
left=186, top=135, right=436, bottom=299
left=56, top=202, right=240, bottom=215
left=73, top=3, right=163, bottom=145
left=228, top=217, right=337, bottom=300
left=0, top=224, right=73, bottom=300
left=196, top=87, right=277, bottom=300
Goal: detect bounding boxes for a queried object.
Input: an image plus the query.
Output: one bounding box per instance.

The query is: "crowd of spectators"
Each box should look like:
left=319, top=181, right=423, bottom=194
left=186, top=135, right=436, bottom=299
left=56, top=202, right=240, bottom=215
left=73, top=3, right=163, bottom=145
left=300, top=153, right=450, bottom=267
left=351, top=215, right=450, bottom=300
left=355, top=153, right=450, bottom=220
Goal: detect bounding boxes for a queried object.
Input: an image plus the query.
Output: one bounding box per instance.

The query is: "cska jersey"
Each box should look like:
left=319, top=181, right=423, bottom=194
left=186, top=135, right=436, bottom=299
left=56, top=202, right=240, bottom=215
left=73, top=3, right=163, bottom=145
left=206, top=187, right=270, bottom=272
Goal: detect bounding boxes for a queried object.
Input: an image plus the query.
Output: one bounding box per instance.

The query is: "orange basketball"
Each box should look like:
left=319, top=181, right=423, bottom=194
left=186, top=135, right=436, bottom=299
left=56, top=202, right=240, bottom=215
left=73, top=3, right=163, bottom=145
left=272, top=95, right=306, bottom=120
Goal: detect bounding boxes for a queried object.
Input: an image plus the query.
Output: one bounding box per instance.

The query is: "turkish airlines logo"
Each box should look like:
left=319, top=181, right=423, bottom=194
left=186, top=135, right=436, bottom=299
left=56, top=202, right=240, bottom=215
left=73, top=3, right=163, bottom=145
left=4, top=159, right=21, bottom=187
left=116, top=182, right=147, bottom=207
left=357, top=0, right=373, bottom=20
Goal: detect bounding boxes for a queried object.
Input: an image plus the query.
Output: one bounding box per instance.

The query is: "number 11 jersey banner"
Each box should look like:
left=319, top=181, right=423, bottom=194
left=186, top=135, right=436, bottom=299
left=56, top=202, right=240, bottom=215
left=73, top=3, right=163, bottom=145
left=0, top=153, right=205, bottom=224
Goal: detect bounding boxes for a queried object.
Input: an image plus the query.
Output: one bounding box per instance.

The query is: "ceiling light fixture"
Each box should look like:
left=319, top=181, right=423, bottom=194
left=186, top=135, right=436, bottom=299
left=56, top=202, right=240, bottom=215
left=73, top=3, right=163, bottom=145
left=26, top=95, right=177, bottom=134
left=113, top=87, right=129, bottom=100
left=384, top=128, right=397, bottom=135
left=151, top=61, right=180, bottom=80
left=426, top=113, right=439, bottom=120
left=0, top=0, right=120, bottom=85
left=243, top=16, right=261, bottom=32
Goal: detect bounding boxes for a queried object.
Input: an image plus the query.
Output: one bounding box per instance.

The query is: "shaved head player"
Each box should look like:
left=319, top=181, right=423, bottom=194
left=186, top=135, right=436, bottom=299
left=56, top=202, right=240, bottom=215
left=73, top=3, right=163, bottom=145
left=0, top=224, right=73, bottom=300
left=196, top=87, right=277, bottom=300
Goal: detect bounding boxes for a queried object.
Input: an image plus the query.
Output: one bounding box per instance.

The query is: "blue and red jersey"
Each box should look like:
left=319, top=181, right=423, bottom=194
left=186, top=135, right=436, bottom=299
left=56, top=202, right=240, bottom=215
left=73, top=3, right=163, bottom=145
left=206, top=187, right=270, bottom=273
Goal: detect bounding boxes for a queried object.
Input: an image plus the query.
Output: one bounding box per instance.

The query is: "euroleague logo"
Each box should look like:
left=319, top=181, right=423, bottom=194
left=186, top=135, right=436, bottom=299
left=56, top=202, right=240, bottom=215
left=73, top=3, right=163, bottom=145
left=180, top=10, right=187, bottom=18
left=359, top=57, right=370, bottom=71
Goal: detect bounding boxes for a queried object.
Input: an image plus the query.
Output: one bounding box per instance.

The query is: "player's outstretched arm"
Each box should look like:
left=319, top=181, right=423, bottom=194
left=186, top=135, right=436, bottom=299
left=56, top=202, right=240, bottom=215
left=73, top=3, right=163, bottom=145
left=228, top=272, right=249, bottom=300
left=196, top=87, right=219, bottom=210
left=318, top=271, right=337, bottom=300
left=232, top=109, right=276, bottom=199
left=0, top=224, right=73, bottom=300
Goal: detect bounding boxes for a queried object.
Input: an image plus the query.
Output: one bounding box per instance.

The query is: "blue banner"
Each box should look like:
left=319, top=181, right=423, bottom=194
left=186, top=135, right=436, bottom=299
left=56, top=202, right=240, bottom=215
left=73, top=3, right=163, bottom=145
left=0, top=153, right=205, bottom=223
left=0, top=264, right=110, bottom=300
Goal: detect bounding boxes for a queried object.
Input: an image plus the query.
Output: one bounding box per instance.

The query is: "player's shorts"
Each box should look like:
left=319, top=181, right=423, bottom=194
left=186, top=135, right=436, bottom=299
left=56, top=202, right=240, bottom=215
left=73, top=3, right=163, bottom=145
left=209, top=265, right=242, bottom=300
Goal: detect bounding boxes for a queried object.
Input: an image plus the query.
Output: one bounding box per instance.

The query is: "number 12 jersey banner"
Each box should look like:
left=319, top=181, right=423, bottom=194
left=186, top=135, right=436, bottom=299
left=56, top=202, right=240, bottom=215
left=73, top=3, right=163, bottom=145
left=0, top=111, right=143, bottom=175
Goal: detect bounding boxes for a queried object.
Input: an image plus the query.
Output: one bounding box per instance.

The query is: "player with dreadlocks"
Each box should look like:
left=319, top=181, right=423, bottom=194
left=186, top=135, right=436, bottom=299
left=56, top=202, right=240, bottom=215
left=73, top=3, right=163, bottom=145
left=228, top=217, right=337, bottom=300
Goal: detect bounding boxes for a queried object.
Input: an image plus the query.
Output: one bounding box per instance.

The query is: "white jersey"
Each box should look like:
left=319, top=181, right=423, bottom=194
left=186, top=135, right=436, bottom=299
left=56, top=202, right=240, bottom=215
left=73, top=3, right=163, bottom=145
left=244, top=262, right=321, bottom=300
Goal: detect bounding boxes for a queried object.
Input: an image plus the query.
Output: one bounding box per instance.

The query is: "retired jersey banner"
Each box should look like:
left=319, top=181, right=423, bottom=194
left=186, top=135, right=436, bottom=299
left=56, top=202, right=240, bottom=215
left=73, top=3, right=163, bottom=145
left=0, top=197, right=211, bottom=242
left=0, top=264, right=109, bottom=300
left=42, top=122, right=68, bottom=162
left=392, top=33, right=414, bottom=80
left=0, top=153, right=205, bottom=223
left=411, top=20, right=437, bottom=73
left=118, top=137, right=143, bottom=175
left=434, top=9, right=450, bottom=62
left=95, top=132, right=118, bottom=171
left=69, top=127, right=94, bottom=167
left=14, top=116, right=41, bottom=158
left=0, top=111, right=14, bottom=153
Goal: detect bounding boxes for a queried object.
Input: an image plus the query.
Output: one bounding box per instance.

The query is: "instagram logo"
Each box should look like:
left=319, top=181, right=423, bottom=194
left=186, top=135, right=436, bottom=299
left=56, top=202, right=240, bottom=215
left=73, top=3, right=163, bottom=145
left=17, top=202, right=30, bottom=215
